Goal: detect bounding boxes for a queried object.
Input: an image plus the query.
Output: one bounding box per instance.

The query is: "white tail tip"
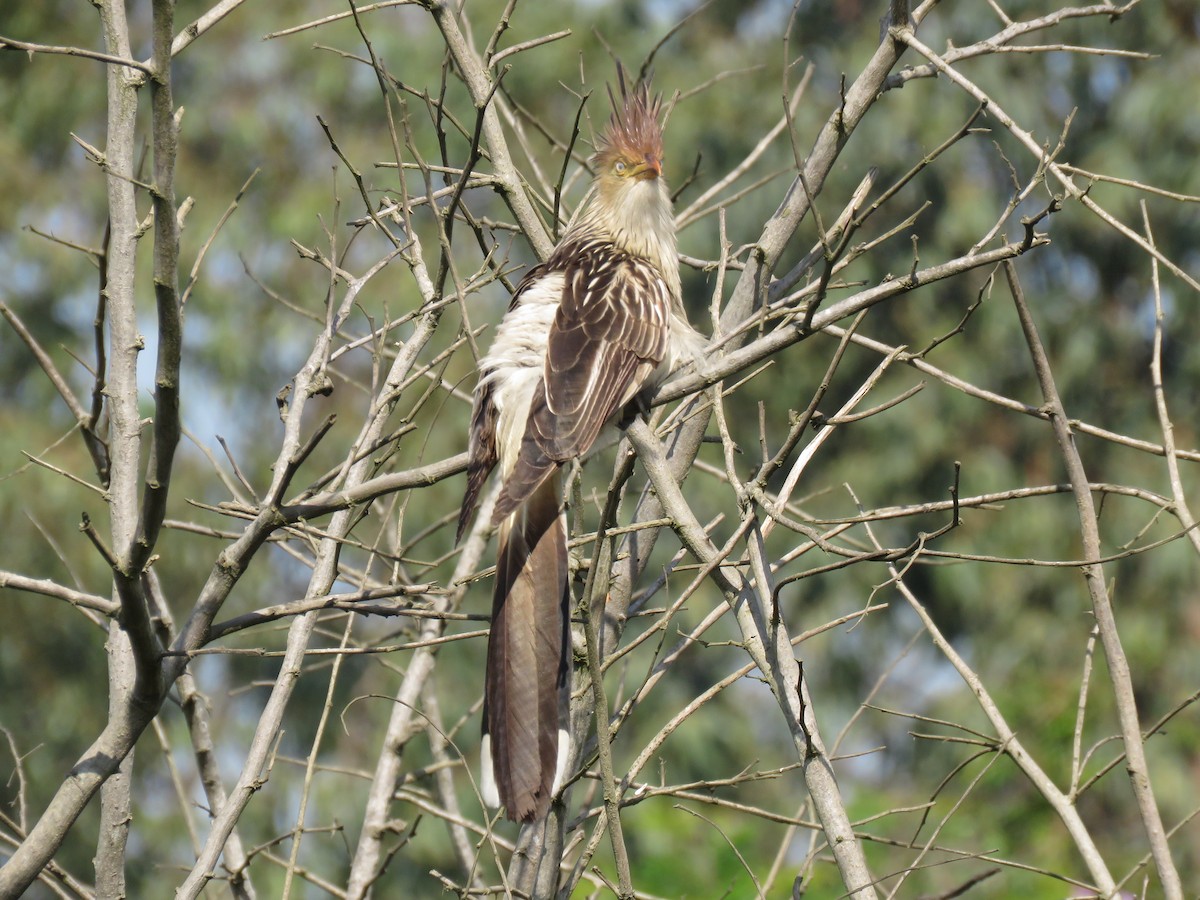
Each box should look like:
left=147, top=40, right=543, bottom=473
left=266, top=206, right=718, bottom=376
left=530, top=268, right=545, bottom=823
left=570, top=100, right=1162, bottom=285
left=551, top=728, right=570, bottom=795
left=480, top=734, right=500, bottom=809
left=479, top=729, right=572, bottom=812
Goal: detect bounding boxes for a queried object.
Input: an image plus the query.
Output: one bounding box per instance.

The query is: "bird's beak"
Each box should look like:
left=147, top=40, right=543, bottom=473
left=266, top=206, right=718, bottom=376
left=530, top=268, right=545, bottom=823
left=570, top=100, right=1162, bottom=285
left=635, top=154, right=662, bottom=180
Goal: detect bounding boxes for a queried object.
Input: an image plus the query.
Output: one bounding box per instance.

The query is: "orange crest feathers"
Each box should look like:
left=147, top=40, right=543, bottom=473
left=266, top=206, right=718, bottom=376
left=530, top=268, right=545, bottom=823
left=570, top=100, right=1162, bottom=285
left=594, top=65, right=664, bottom=168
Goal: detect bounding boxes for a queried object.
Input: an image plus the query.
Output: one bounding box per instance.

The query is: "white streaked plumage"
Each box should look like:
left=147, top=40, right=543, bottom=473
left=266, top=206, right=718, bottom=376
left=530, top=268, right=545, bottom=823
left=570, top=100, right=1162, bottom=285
left=478, top=272, right=565, bottom=465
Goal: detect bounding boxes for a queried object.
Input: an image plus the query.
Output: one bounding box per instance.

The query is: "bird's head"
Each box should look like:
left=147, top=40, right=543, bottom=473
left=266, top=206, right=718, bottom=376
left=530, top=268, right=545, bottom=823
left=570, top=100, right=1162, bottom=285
left=592, top=67, right=666, bottom=194
left=584, top=66, right=676, bottom=279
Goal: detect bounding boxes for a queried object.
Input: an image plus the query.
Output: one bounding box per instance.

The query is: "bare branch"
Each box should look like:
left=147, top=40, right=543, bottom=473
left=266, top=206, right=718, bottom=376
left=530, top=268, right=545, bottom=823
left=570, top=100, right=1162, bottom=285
left=1005, top=261, right=1181, bottom=898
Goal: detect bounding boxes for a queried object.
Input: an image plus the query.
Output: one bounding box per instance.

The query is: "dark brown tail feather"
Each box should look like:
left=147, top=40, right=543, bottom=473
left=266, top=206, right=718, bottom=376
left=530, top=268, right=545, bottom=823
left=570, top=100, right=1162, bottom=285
left=483, top=473, right=570, bottom=821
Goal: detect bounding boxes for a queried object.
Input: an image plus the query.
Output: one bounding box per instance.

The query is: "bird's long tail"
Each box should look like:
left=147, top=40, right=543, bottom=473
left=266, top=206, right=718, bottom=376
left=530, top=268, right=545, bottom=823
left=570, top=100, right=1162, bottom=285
left=480, top=471, right=570, bottom=822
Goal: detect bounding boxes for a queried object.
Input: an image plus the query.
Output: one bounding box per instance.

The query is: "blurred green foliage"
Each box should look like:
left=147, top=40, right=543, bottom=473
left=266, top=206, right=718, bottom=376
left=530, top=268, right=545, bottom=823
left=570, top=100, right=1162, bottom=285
left=1, top=0, right=1198, bottom=896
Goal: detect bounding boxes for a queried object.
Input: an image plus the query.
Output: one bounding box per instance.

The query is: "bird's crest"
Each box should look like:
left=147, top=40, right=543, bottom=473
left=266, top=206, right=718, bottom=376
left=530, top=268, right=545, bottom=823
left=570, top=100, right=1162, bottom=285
left=594, top=65, right=664, bottom=168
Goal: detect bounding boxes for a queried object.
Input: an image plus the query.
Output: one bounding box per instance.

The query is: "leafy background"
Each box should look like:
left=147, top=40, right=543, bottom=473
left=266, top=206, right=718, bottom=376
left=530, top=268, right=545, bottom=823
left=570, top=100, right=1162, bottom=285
left=1, top=0, right=1198, bottom=896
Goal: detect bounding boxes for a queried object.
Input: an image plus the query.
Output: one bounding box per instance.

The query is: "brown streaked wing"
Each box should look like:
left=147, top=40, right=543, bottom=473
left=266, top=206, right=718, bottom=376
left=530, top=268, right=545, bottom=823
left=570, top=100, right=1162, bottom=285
left=536, top=243, right=671, bottom=461
left=490, top=417, right=557, bottom=525
left=458, top=379, right=499, bottom=542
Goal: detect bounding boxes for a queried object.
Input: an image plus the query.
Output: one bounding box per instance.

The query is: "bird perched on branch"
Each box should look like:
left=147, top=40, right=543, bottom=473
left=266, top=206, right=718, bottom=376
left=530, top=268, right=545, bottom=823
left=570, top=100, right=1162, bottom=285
left=458, top=68, right=699, bottom=822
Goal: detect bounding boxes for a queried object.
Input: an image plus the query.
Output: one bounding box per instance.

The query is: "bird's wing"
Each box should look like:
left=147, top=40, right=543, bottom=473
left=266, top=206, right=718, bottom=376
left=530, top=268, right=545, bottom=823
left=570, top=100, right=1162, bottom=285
left=493, top=244, right=671, bottom=521
left=541, top=247, right=671, bottom=455
left=457, top=378, right=498, bottom=543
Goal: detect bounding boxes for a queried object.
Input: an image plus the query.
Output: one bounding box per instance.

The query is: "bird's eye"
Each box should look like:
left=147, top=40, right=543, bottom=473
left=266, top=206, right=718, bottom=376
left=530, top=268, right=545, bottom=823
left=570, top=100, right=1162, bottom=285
left=614, top=160, right=627, bottom=175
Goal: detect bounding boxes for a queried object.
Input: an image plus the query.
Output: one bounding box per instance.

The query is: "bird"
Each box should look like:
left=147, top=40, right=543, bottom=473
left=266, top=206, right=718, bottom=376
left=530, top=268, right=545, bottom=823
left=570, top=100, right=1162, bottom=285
left=458, top=67, right=699, bottom=822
